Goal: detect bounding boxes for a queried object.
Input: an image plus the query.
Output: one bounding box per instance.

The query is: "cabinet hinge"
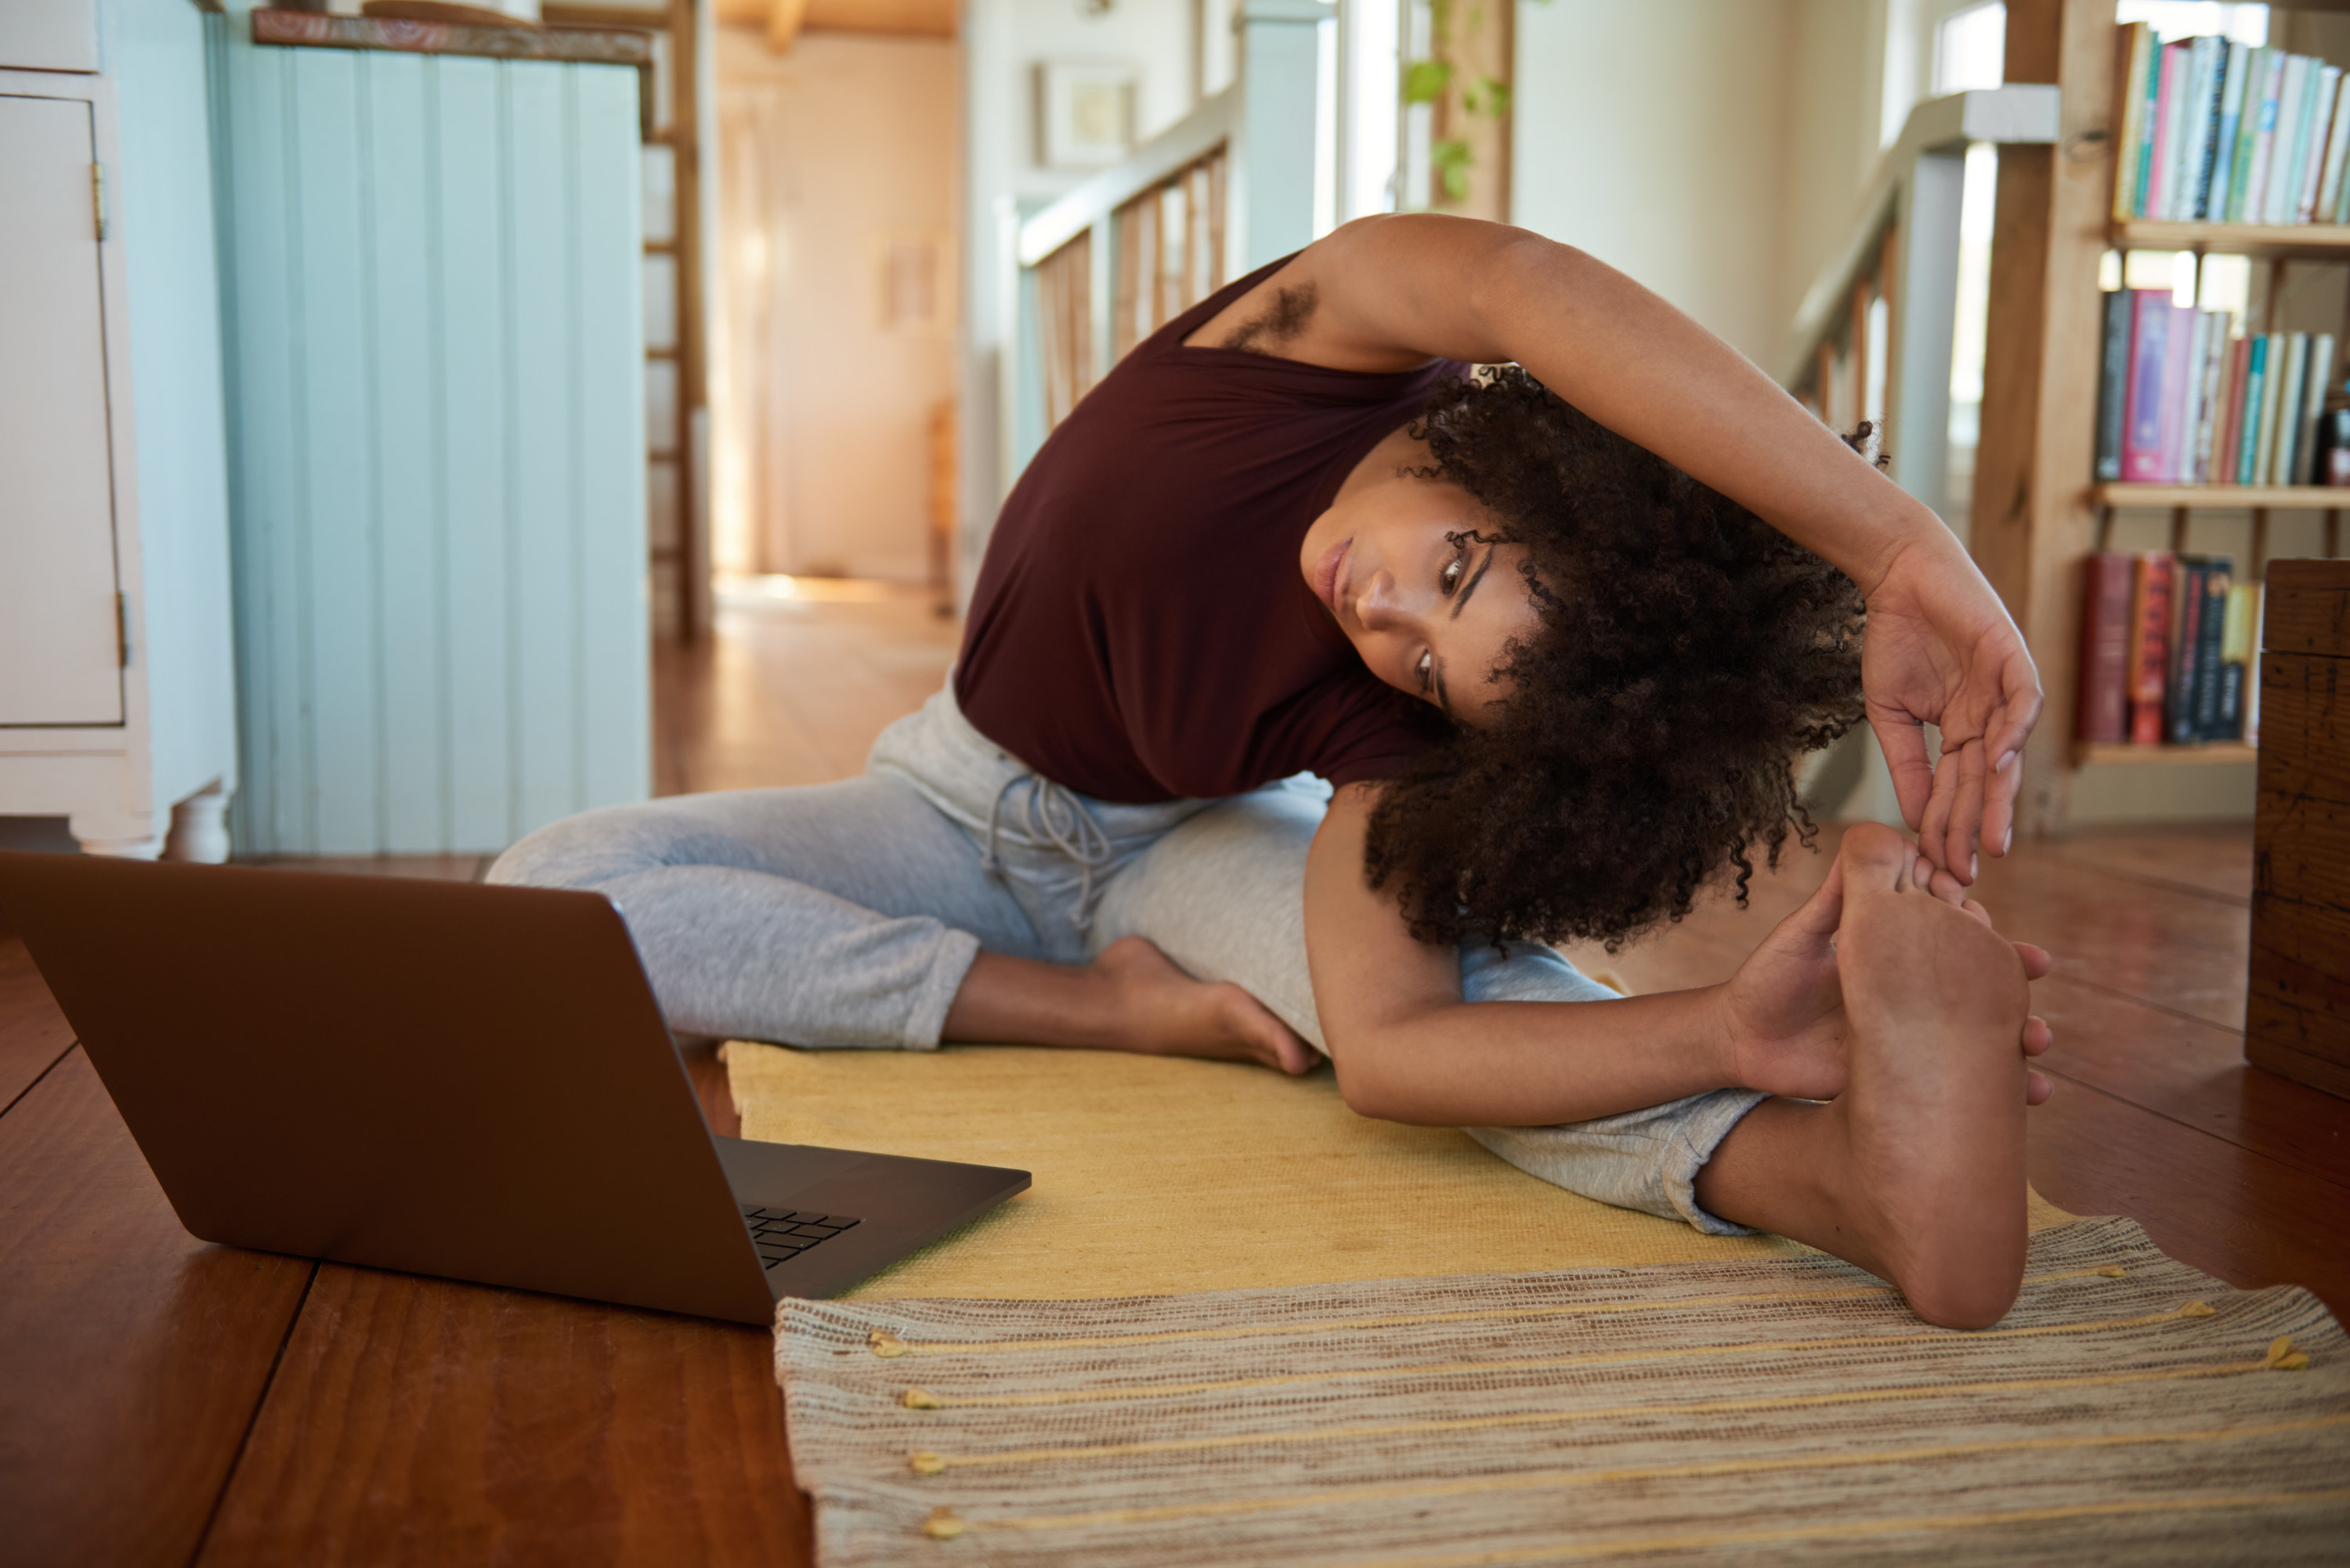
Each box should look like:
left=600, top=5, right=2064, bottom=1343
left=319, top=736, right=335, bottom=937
left=92, top=162, right=107, bottom=242
left=116, top=592, right=128, bottom=668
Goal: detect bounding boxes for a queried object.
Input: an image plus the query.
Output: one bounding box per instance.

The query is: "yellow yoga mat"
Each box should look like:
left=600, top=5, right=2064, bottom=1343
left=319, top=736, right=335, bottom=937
left=725, top=1042, right=2073, bottom=1300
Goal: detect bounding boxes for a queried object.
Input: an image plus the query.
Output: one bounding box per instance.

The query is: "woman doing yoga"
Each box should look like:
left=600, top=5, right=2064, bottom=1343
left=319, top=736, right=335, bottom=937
left=495, top=214, right=2052, bottom=1328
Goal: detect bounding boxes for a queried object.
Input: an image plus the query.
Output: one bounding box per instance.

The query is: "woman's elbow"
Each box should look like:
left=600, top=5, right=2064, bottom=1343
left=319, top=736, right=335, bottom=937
left=1329, top=1045, right=1443, bottom=1125
left=1333, top=1062, right=1395, bottom=1120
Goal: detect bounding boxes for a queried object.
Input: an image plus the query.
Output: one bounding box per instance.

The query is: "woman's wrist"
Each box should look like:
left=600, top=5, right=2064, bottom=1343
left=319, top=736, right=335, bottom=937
left=1701, top=981, right=1755, bottom=1090
left=1842, top=493, right=1962, bottom=603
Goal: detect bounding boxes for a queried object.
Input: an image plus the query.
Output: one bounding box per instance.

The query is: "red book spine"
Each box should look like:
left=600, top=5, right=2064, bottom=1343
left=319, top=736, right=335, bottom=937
left=2077, top=553, right=2136, bottom=742
left=2128, top=552, right=2175, bottom=746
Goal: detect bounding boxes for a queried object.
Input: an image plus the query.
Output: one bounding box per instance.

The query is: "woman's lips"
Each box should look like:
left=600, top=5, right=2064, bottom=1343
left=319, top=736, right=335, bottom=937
left=1312, top=536, right=1354, bottom=621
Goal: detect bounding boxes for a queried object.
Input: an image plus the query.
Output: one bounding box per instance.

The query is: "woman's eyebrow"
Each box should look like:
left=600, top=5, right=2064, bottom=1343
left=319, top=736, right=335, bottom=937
left=1448, top=544, right=1497, bottom=620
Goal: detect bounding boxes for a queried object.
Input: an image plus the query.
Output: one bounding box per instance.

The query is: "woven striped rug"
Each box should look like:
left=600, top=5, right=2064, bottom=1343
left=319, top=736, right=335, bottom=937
left=777, top=1217, right=2349, bottom=1566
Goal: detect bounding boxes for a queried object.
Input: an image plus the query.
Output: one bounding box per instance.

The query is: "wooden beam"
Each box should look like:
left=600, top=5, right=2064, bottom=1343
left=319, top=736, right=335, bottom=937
left=729, top=0, right=956, bottom=40
left=1432, top=0, right=1511, bottom=219
left=768, top=0, right=806, bottom=54
left=1968, top=0, right=2117, bottom=838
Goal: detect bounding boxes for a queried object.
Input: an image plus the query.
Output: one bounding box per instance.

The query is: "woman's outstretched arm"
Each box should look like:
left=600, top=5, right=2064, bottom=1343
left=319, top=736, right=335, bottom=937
left=1307, top=786, right=1797, bottom=1125
left=1197, top=215, right=2041, bottom=879
left=1304, top=786, right=2051, bottom=1125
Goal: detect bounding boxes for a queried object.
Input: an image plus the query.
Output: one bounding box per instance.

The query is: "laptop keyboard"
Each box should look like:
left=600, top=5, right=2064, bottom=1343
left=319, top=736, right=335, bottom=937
left=743, top=1206, right=860, bottom=1270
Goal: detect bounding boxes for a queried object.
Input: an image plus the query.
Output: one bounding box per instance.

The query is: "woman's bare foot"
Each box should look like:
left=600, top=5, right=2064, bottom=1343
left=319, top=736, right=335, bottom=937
left=1833, top=822, right=2031, bottom=1327
left=941, top=938, right=1321, bottom=1075
left=1696, top=823, right=2031, bottom=1328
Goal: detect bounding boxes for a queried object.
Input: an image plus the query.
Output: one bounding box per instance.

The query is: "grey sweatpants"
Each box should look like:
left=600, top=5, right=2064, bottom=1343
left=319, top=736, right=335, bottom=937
left=490, top=685, right=1765, bottom=1234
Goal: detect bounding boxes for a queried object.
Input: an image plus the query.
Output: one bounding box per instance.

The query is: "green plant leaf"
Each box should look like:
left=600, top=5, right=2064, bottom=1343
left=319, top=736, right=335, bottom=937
left=1430, top=137, right=1473, bottom=169
left=1402, top=59, right=1453, bottom=105
left=1477, top=76, right=1511, bottom=117
left=1441, top=162, right=1470, bottom=201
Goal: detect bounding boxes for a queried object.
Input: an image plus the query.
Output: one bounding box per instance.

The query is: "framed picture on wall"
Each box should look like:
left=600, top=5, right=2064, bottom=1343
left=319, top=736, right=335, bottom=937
left=1035, top=61, right=1137, bottom=169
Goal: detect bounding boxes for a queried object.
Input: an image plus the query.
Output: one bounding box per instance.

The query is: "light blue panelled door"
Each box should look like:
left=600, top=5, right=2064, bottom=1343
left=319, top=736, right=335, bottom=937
left=208, top=23, right=648, bottom=855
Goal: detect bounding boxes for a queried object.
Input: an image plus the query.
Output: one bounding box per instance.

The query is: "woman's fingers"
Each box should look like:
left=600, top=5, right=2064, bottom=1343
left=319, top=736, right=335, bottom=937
left=2026, top=1068, right=2054, bottom=1105
left=1981, top=733, right=2024, bottom=859
left=2023, top=1014, right=2052, bottom=1055
left=1914, top=736, right=1962, bottom=872
left=1940, top=741, right=1987, bottom=882
left=1987, top=667, right=2048, bottom=778
left=1875, top=710, right=1938, bottom=832
left=1783, top=851, right=1847, bottom=941
left=2012, top=941, right=2052, bottom=980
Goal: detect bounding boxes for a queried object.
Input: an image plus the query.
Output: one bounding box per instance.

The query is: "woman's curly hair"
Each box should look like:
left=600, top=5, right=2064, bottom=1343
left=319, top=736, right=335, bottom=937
left=1363, top=367, right=1868, bottom=950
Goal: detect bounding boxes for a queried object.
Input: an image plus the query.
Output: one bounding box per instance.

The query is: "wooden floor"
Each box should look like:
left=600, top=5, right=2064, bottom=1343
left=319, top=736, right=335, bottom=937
left=3, top=593, right=2345, bottom=1566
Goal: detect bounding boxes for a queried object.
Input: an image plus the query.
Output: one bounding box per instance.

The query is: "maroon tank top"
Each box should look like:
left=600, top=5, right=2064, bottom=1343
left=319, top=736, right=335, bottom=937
left=955, top=260, right=1461, bottom=804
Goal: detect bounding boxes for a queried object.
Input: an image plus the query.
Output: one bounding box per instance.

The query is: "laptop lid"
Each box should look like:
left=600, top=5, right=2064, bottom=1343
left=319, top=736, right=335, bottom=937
left=0, top=851, right=777, bottom=1324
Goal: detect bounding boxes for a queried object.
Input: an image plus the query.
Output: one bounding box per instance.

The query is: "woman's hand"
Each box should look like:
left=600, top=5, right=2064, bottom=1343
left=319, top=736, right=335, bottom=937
left=1716, top=858, right=1858, bottom=1102
left=1718, top=840, right=2055, bottom=1103
left=1860, top=537, right=2044, bottom=881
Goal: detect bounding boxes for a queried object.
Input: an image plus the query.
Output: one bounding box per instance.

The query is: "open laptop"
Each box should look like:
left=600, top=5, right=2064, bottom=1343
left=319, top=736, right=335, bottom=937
left=0, top=850, right=1029, bottom=1325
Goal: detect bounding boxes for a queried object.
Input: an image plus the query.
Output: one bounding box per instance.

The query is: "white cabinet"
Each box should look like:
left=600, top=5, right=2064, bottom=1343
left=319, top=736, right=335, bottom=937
left=0, top=93, right=125, bottom=728
left=0, top=0, right=237, bottom=858
left=0, top=0, right=98, bottom=73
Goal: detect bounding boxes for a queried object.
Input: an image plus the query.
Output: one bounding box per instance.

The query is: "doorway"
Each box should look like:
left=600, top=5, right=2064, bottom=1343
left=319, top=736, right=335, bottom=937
left=713, top=21, right=961, bottom=593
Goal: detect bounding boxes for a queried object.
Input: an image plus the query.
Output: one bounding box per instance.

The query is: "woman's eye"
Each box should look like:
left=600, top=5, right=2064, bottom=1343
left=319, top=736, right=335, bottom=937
left=1441, top=555, right=1465, bottom=594
left=1415, top=649, right=1433, bottom=692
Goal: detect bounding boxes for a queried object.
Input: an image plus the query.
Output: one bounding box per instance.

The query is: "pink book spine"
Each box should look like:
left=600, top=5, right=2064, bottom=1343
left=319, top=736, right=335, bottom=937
left=2156, top=303, right=2194, bottom=481
left=2150, top=45, right=2182, bottom=216
left=2122, top=290, right=2174, bottom=482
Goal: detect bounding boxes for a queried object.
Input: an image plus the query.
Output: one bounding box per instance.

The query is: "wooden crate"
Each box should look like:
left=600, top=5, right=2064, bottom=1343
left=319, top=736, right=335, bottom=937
left=2249, top=558, right=2350, bottom=1100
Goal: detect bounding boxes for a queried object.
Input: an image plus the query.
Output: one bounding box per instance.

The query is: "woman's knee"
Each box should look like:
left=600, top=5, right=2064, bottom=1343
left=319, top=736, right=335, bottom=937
left=486, top=800, right=711, bottom=891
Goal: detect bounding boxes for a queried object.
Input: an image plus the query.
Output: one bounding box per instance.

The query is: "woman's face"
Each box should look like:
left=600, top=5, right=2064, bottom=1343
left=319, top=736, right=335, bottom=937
left=1299, top=477, right=1537, bottom=727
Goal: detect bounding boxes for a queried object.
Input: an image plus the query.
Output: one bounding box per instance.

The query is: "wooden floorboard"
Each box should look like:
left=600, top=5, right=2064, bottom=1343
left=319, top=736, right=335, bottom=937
left=2026, top=1071, right=2350, bottom=1316
left=0, top=1046, right=315, bottom=1568
left=198, top=1265, right=804, bottom=1566
left=237, top=854, right=491, bottom=882
left=0, top=928, right=75, bottom=1111
left=1971, top=850, right=2251, bottom=1031
left=2040, top=822, right=2254, bottom=905
left=2033, top=973, right=2350, bottom=1188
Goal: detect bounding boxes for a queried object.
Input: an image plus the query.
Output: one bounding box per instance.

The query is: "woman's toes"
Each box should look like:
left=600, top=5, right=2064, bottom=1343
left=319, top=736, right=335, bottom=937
left=1837, top=822, right=1912, bottom=890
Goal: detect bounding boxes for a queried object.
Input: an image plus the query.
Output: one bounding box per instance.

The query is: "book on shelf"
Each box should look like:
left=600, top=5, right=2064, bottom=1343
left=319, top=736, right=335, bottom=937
left=2166, top=555, right=2206, bottom=742
left=2113, top=23, right=2350, bottom=226
left=2093, top=296, right=2341, bottom=486
left=2077, top=552, right=2136, bottom=742
left=2164, top=557, right=2236, bottom=743
left=2077, top=550, right=2257, bottom=750
left=2095, top=290, right=2129, bottom=481
left=2193, top=561, right=2232, bottom=737
left=2127, top=551, right=2173, bottom=745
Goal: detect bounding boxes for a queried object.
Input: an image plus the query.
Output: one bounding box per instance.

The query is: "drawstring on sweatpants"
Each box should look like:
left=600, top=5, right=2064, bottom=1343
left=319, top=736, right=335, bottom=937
left=978, top=772, right=1115, bottom=934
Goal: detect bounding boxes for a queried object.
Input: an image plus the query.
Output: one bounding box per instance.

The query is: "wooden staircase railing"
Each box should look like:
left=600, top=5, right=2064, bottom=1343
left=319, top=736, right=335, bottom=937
left=1778, top=85, right=2062, bottom=823
left=1003, top=0, right=1331, bottom=479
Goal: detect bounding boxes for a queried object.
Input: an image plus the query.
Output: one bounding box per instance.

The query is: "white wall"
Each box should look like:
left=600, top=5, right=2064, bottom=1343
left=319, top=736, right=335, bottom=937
left=960, top=0, right=1200, bottom=589
left=717, top=30, right=960, bottom=581
left=1512, top=0, right=1799, bottom=366
left=1510, top=0, right=1879, bottom=374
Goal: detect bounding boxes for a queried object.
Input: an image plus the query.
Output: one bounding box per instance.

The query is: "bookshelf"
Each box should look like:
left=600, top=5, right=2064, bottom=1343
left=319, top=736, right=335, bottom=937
left=2112, top=219, right=2350, bottom=258
left=2095, top=482, right=2347, bottom=508
left=1966, top=1, right=2350, bottom=836
left=2075, top=741, right=2258, bottom=765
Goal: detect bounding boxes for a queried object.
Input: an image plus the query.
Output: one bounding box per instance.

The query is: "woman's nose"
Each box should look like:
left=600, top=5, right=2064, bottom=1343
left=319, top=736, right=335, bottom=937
left=1352, top=571, right=1414, bottom=632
